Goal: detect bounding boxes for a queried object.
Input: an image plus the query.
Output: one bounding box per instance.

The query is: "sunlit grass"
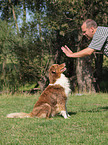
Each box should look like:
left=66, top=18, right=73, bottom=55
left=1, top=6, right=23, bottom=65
left=0, top=93, right=108, bottom=144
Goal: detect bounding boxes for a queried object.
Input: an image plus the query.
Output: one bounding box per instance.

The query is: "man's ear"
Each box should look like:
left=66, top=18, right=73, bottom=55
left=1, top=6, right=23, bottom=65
left=91, top=27, right=94, bottom=33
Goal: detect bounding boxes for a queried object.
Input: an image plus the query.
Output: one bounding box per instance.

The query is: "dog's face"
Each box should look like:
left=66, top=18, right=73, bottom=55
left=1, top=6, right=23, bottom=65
left=49, top=63, right=66, bottom=84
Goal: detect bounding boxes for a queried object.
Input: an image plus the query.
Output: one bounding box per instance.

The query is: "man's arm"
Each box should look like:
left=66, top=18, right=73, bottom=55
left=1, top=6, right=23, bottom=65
left=61, top=45, right=95, bottom=58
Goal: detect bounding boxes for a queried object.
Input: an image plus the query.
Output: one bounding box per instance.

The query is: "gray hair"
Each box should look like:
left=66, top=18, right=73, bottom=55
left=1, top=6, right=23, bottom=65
left=83, top=19, right=97, bottom=29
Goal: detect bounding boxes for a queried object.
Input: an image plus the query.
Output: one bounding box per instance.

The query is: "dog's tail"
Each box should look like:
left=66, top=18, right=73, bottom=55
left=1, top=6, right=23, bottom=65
left=7, top=112, right=32, bottom=118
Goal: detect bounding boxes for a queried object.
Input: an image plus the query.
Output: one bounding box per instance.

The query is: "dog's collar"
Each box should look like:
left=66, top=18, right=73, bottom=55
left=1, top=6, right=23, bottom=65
left=49, top=83, right=60, bottom=86
left=49, top=84, right=54, bottom=86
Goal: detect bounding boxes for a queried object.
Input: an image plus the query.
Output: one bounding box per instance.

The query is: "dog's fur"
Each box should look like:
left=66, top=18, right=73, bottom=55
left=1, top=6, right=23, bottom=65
left=7, top=63, right=71, bottom=119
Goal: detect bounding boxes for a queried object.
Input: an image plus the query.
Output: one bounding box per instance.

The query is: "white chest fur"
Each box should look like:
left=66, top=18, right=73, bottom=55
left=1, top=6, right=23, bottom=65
left=49, top=74, right=71, bottom=96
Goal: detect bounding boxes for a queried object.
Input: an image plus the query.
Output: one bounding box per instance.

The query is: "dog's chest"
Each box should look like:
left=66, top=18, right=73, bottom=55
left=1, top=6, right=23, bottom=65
left=53, top=74, right=71, bottom=96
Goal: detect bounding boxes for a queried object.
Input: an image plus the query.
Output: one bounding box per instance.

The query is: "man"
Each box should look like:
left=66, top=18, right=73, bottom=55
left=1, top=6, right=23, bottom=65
left=61, top=19, right=108, bottom=57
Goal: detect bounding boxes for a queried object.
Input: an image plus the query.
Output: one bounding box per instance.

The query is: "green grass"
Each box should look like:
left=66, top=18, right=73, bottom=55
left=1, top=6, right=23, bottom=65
left=0, top=93, right=108, bottom=145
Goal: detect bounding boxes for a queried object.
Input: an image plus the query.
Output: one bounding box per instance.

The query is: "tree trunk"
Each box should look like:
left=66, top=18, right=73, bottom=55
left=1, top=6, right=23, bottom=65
left=9, top=0, right=19, bottom=33
left=76, top=33, right=96, bottom=93
left=76, top=56, right=96, bottom=93
left=94, top=53, right=103, bottom=92
left=23, top=0, right=26, bottom=25
left=2, top=55, right=7, bottom=90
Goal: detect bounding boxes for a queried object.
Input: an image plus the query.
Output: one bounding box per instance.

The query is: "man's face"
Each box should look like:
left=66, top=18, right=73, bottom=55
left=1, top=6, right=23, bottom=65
left=81, top=23, right=94, bottom=40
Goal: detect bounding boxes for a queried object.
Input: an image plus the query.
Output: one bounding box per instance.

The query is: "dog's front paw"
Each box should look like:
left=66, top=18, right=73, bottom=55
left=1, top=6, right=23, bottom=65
left=65, top=116, right=70, bottom=119
left=64, top=116, right=68, bottom=119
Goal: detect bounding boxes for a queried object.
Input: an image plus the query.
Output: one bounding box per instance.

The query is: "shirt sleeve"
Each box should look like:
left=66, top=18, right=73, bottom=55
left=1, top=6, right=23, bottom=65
left=88, top=35, right=107, bottom=51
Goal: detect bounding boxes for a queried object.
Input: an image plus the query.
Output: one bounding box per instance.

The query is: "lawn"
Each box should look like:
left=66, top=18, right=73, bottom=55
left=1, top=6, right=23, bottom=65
left=0, top=93, right=108, bottom=145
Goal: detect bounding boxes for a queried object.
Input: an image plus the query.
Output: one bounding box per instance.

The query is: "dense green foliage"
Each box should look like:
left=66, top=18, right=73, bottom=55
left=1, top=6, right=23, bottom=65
left=0, top=0, right=108, bottom=93
left=0, top=93, right=108, bottom=144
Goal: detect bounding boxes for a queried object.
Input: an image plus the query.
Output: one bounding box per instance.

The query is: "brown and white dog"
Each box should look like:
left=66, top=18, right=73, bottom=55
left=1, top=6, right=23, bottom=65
left=7, top=63, right=71, bottom=119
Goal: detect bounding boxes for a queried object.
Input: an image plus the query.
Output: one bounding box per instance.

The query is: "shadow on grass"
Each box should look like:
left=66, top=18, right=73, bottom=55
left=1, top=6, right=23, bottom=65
left=99, top=106, right=108, bottom=110
left=68, top=112, right=77, bottom=116
left=82, top=106, right=108, bottom=113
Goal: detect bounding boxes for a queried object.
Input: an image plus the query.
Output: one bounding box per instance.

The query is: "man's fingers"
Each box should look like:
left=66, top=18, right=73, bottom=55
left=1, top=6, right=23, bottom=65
left=61, top=46, right=69, bottom=51
left=61, top=46, right=67, bottom=52
left=65, top=45, right=72, bottom=53
left=61, top=46, right=65, bottom=52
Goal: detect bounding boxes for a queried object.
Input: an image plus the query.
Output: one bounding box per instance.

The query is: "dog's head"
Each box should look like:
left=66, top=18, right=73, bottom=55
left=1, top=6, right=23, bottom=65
left=49, top=63, right=66, bottom=84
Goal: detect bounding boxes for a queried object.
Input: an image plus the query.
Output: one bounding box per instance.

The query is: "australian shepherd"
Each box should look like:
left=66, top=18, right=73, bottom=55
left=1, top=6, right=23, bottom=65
left=7, top=63, right=71, bottom=119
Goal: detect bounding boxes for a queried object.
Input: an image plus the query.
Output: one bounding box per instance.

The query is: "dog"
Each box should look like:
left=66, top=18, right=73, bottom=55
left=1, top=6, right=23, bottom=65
left=7, top=63, right=71, bottom=119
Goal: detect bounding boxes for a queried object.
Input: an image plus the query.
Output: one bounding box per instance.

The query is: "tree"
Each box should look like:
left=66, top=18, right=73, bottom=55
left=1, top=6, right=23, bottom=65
left=0, top=0, right=107, bottom=93
left=45, top=0, right=108, bottom=92
left=0, top=20, right=19, bottom=92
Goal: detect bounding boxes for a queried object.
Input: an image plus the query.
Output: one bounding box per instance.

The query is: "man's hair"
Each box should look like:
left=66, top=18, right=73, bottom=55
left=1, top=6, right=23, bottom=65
left=83, top=19, right=97, bottom=29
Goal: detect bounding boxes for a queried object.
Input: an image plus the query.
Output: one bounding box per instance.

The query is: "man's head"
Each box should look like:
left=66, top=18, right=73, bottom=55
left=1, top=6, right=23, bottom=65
left=81, top=19, right=97, bottom=39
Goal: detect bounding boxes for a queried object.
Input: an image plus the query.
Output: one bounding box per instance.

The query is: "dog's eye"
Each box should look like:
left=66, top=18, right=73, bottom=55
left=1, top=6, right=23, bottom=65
left=52, top=71, right=56, bottom=73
